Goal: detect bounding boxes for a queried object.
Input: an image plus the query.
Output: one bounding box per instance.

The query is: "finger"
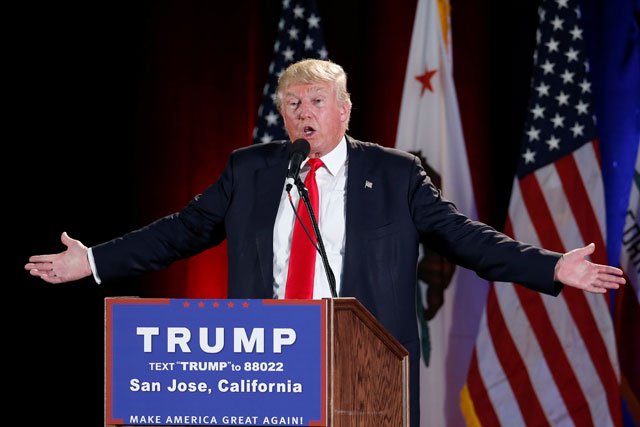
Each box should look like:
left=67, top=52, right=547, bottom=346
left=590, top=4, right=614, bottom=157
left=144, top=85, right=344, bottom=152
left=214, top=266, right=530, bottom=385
left=40, top=274, right=62, bottom=284
left=29, top=269, right=52, bottom=278
left=61, top=231, right=74, bottom=247
left=600, top=274, right=626, bottom=285
left=28, top=254, right=57, bottom=263
left=597, top=265, right=624, bottom=276
left=26, top=263, right=53, bottom=272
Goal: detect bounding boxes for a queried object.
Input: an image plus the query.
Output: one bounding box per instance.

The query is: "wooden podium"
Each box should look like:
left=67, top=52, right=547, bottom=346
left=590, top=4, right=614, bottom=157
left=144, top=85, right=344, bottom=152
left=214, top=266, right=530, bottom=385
left=106, top=297, right=409, bottom=426
left=325, top=298, right=409, bottom=426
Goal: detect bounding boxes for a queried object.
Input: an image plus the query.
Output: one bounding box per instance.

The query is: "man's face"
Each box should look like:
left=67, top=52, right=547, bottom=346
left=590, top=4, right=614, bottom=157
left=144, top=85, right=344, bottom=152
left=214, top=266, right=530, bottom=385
left=280, top=81, right=350, bottom=158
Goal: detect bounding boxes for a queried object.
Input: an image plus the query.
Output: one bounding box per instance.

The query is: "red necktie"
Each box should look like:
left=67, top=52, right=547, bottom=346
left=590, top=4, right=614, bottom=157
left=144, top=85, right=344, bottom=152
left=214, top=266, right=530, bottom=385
left=285, top=158, right=324, bottom=299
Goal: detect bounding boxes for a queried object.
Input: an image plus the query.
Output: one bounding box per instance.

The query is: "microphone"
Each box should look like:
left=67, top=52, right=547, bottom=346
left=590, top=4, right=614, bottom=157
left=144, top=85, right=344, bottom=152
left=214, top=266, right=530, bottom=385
left=294, top=179, right=338, bottom=298
left=285, top=139, right=310, bottom=192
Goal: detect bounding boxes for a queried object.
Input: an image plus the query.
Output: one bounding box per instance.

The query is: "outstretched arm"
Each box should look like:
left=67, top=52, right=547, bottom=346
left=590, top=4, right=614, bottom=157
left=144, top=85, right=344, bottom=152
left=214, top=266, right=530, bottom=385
left=554, top=243, right=625, bottom=293
left=24, top=232, right=92, bottom=284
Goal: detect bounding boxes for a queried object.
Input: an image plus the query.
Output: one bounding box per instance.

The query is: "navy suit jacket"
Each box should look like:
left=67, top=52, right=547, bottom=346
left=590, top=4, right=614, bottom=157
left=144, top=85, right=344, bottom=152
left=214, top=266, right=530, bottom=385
left=93, top=135, right=563, bottom=425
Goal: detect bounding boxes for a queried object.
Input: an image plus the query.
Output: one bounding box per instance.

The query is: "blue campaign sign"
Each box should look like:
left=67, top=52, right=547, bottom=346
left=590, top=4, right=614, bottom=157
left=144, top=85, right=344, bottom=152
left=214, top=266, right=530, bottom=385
left=105, top=299, right=326, bottom=426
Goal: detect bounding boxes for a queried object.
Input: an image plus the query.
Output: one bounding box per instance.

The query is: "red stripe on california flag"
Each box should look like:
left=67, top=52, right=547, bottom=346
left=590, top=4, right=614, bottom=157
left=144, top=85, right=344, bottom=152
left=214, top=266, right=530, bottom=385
left=519, top=172, right=623, bottom=426
left=486, top=288, right=549, bottom=426
left=555, top=150, right=606, bottom=265
left=503, top=219, right=594, bottom=426
left=466, top=347, right=501, bottom=426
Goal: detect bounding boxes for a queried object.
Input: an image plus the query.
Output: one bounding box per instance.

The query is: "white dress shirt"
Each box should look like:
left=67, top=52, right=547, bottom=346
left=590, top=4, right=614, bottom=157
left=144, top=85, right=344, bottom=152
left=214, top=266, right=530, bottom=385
left=273, top=136, right=347, bottom=299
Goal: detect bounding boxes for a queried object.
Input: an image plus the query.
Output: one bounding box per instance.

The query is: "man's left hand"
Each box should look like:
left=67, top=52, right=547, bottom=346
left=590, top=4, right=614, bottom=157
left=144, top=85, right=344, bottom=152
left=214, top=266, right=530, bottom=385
left=554, top=243, right=626, bottom=293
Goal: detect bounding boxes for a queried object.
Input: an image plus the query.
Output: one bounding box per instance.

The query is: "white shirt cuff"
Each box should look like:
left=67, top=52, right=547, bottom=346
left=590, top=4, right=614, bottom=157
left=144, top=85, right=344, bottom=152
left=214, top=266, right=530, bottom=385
left=87, top=247, right=102, bottom=285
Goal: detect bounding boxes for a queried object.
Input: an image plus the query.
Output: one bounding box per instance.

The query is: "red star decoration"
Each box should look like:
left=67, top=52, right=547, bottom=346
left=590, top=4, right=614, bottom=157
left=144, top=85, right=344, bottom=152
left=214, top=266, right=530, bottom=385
left=242, top=302, right=250, bottom=308
left=415, top=68, right=438, bottom=96
left=212, top=302, right=220, bottom=308
left=197, top=301, right=205, bottom=308
left=227, top=302, right=235, bottom=308
left=182, top=301, right=190, bottom=308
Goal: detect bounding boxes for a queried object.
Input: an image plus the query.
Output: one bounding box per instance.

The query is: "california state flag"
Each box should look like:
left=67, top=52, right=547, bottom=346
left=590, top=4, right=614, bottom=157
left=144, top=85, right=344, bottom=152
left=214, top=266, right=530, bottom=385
left=395, top=0, right=489, bottom=425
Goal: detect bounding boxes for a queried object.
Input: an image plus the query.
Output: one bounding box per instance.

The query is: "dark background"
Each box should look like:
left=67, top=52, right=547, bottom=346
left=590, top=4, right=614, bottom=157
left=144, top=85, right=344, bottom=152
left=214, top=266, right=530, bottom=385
left=12, top=0, right=633, bottom=424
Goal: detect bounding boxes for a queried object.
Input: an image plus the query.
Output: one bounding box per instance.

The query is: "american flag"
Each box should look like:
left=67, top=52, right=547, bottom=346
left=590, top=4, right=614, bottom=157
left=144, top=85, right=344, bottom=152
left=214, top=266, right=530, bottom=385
left=253, top=0, right=328, bottom=145
left=462, top=0, right=623, bottom=425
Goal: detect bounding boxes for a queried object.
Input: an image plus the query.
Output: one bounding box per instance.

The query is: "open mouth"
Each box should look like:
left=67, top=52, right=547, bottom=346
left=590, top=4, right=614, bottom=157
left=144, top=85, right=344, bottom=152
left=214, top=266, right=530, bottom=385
left=303, top=126, right=316, bottom=137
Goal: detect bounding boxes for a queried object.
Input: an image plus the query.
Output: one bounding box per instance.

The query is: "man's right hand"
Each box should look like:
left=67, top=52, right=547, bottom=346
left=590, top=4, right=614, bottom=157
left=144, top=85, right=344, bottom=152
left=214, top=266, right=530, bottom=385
left=24, top=232, right=92, bottom=284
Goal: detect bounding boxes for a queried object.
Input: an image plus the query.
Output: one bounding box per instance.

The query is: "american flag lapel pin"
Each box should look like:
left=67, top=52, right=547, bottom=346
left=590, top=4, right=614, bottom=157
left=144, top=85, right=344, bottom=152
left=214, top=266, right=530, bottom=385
left=364, top=180, right=373, bottom=189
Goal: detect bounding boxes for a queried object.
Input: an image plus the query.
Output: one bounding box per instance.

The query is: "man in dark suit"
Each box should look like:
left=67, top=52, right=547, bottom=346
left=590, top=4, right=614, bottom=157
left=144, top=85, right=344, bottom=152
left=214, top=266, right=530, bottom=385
left=25, top=59, right=625, bottom=426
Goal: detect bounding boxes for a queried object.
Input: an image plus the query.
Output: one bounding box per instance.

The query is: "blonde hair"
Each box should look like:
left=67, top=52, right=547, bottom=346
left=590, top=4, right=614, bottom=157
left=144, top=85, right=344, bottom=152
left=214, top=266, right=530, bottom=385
left=275, top=59, right=352, bottom=113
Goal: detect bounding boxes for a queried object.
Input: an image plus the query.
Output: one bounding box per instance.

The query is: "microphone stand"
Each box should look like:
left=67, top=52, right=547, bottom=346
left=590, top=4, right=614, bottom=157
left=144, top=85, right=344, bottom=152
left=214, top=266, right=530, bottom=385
left=294, top=177, right=338, bottom=298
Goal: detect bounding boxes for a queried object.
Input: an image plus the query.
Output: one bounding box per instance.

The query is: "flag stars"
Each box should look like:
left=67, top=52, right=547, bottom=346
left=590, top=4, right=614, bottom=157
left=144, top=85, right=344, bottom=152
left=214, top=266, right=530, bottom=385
left=304, top=36, right=314, bottom=50
left=579, top=79, right=591, bottom=93
left=570, top=25, right=583, bottom=40
left=551, top=113, right=566, bottom=128
left=526, top=126, right=541, bottom=142
left=560, top=69, right=574, bottom=84
left=318, top=47, right=328, bottom=59
left=546, top=135, right=560, bottom=150
left=555, top=91, right=570, bottom=106
left=522, top=149, right=537, bottom=164
left=288, top=26, right=300, bottom=40
left=551, top=16, right=564, bottom=30
left=532, top=104, right=545, bottom=119
left=546, top=38, right=560, bottom=53
left=307, top=13, right=320, bottom=28
left=556, top=0, right=569, bottom=8
left=574, top=100, right=589, bottom=115
left=541, top=59, right=555, bottom=74
left=570, top=122, right=585, bottom=137
left=278, top=18, right=285, bottom=31
left=564, top=47, right=579, bottom=62
left=536, top=82, right=550, bottom=97
left=293, top=5, right=305, bottom=19
left=538, top=7, right=546, bottom=22
left=265, top=111, right=279, bottom=126
left=260, top=133, right=274, bottom=144
left=282, top=47, right=295, bottom=62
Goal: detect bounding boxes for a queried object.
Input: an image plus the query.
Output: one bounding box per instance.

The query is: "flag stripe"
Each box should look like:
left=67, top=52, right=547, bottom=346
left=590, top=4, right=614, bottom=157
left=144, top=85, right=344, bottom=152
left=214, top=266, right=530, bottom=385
left=476, top=298, right=529, bottom=426
left=555, top=147, right=606, bottom=264
left=519, top=173, right=565, bottom=252
left=495, top=281, right=578, bottom=426
left=520, top=168, right=621, bottom=426
left=507, top=181, right=609, bottom=409
left=465, top=345, right=501, bottom=426
left=503, top=216, right=593, bottom=426
left=486, top=288, right=548, bottom=426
